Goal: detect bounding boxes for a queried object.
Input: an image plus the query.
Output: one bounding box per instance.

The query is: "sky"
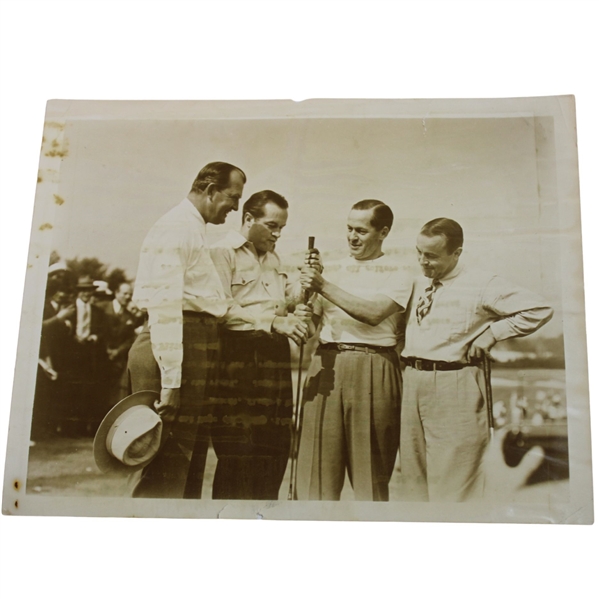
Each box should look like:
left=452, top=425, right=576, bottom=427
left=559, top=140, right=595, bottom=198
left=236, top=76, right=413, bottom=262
left=37, top=108, right=563, bottom=336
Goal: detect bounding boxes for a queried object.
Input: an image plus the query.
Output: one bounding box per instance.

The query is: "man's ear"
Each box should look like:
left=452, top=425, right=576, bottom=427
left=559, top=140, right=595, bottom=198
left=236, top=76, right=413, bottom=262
left=242, top=211, right=253, bottom=227
left=379, top=226, right=390, bottom=240
left=454, top=247, right=463, bottom=259
left=205, top=183, right=217, bottom=201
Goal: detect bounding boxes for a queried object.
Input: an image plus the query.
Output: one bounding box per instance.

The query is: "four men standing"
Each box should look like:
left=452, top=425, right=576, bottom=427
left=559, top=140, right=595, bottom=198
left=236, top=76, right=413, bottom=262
left=119, top=160, right=554, bottom=502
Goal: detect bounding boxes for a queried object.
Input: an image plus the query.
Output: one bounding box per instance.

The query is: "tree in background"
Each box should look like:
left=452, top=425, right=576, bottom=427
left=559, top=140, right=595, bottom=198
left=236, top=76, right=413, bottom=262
left=49, top=253, right=132, bottom=291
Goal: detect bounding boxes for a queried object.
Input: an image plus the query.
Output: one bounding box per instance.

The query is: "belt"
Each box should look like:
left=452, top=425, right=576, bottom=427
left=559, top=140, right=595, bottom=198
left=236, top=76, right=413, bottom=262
left=401, top=356, right=480, bottom=371
left=182, top=311, right=218, bottom=322
left=221, top=329, right=269, bottom=338
left=319, top=342, right=396, bottom=355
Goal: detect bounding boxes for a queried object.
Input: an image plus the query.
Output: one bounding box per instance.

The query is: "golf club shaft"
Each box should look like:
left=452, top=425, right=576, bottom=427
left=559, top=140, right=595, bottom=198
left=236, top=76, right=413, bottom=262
left=287, top=236, right=315, bottom=500
left=483, top=354, right=494, bottom=439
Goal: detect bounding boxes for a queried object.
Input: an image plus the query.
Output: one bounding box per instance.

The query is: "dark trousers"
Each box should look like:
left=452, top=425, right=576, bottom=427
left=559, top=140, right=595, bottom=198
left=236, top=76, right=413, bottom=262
left=210, top=330, right=293, bottom=500
left=127, top=314, right=218, bottom=499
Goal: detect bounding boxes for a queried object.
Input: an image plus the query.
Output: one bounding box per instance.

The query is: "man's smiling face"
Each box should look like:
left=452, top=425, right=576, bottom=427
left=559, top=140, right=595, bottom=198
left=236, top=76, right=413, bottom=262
left=346, top=208, right=387, bottom=261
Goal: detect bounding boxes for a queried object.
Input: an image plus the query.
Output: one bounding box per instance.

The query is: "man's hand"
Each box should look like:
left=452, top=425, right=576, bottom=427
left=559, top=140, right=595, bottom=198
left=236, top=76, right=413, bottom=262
left=467, top=327, right=496, bottom=361
left=154, top=388, right=181, bottom=422
left=38, top=358, right=58, bottom=381
left=294, top=302, right=313, bottom=323
left=56, top=304, right=76, bottom=322
left=300, top=266, right=325, bottom=294
left=304, top=249, right=323, bottom=273
left=273, top=315, right=309, bottom=346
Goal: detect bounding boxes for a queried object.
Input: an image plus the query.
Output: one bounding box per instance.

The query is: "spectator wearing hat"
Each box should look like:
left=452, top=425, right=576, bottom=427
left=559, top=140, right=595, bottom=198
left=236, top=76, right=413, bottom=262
left=60, top=275, right=109, bottom=435
left=91, top=280, right=113, bottom=310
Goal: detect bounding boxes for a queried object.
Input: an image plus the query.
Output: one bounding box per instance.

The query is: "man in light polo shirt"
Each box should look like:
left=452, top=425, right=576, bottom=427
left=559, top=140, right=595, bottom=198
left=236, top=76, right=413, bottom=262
left=297, top=199, right=412, bottom=501
left=127, top=161, right=245, bottom=499
left=400, top=217, right=554, bottom=502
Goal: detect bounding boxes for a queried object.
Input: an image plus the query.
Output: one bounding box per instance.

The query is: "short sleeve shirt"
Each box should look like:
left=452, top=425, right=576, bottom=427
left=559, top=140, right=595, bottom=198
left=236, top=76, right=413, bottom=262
left=315, top=254, right=412, bottom=347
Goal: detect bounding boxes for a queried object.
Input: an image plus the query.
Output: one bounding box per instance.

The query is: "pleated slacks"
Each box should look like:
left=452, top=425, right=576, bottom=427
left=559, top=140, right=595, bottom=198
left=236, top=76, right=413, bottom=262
left=296, top=346, right=401, bottom=501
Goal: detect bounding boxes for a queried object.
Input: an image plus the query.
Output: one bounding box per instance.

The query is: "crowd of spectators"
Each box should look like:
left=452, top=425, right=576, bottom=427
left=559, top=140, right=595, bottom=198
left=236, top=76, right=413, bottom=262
left=31, top=262, right=144, bottom=440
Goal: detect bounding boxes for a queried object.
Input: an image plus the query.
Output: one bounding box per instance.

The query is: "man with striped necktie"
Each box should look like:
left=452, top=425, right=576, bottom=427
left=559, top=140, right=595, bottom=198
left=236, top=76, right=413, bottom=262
left=399, top=218, right=554, bottom=502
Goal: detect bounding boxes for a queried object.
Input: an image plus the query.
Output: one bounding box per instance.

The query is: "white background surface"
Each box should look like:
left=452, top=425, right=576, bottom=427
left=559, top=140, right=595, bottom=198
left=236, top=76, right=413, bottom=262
left=1, top=1, right=597, bottom=597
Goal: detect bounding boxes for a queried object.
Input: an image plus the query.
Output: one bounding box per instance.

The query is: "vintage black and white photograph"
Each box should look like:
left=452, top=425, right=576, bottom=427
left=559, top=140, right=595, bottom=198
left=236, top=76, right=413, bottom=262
left=1, top=97, right=592, bottom=523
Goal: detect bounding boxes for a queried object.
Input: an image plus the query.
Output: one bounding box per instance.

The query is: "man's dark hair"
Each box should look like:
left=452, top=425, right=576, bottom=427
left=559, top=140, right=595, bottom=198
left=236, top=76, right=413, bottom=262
left=351, top=199, right=394, bottom=231
left=190, top=162, right=247, bottom=194
left=420, top=217, right=464, bottom=253
left=243, top=190, right=288, bottom=220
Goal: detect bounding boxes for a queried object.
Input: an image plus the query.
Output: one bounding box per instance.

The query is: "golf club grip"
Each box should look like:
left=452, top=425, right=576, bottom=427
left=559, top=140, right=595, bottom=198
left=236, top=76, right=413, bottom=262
left=304, top=236, right=316, bottom=303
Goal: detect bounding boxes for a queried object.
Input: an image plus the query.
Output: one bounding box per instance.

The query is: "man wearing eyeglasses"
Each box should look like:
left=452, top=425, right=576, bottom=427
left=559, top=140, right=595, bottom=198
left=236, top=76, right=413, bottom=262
left=209, top=190, right=311, bottom=500
left=127, top=161, right=245, bottom=498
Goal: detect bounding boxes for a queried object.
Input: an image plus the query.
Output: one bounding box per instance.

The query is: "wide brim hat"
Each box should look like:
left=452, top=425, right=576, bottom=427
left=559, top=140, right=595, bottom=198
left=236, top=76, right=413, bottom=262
left=76, top=275, right=97, bottom=290
left=93, top=280, right=113, bottom=296
left=48, top=261, right=69, bottom=275
left=93, top=391, right=170, bottom=474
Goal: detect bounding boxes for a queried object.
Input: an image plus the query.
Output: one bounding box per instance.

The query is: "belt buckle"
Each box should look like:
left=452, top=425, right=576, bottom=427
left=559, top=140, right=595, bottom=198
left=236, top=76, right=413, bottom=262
left=338, top=343, right=352, bottom=352
left=415, top=359, right=423, bottom=370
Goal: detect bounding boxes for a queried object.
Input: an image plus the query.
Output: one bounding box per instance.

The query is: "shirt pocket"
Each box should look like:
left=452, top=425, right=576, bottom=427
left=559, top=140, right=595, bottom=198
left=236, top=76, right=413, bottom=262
left=231, top=270, right=258, bottom=301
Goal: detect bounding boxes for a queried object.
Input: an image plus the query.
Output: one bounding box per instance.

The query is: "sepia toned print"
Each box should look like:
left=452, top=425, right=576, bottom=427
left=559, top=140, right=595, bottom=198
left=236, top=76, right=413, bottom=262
left=1, top=97, right=592, bottom=523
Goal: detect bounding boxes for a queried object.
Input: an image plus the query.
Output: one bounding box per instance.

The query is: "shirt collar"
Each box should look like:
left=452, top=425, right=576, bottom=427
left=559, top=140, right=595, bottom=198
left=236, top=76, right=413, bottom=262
left=224, top=229, right=280, bottom=264
left=438, top=261, right=464, bottom=284
left=76, top=297, right=89, bottom=310
left=418, top=262, right=464, bottom=289
left=113, top=298, right=123, bottom=314
left=182, top=198, right=207, bottom=229
left=225, top=229, right=250, bottom=250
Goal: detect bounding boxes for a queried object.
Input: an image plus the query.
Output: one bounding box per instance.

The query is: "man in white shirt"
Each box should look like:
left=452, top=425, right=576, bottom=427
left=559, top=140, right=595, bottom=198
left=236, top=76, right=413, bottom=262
left=400, top=217, right=554, bottom=501
left=298, top=200, right=412, bottom=501
left=127, top=161, right=245, bottom=498
left=210, top=190, right=310, bottom=499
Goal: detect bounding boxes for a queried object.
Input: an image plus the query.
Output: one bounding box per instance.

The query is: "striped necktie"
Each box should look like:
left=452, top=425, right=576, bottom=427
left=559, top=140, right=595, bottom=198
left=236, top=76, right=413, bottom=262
left=77, top=302, right=91, bottom=340
left=416, top=280, right=441, bottom=324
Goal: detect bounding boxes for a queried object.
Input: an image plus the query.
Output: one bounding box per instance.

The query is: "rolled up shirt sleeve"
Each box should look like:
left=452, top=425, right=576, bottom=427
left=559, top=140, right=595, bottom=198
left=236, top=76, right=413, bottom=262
left=483, top=275, right=554, bottom=342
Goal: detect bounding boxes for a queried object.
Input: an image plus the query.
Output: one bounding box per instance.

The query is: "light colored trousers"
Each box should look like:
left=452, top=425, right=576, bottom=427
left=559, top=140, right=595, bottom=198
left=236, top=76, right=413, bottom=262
left=399, top=365, right=490, bottom=502
left=296, top=347, right=401, bottom=501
